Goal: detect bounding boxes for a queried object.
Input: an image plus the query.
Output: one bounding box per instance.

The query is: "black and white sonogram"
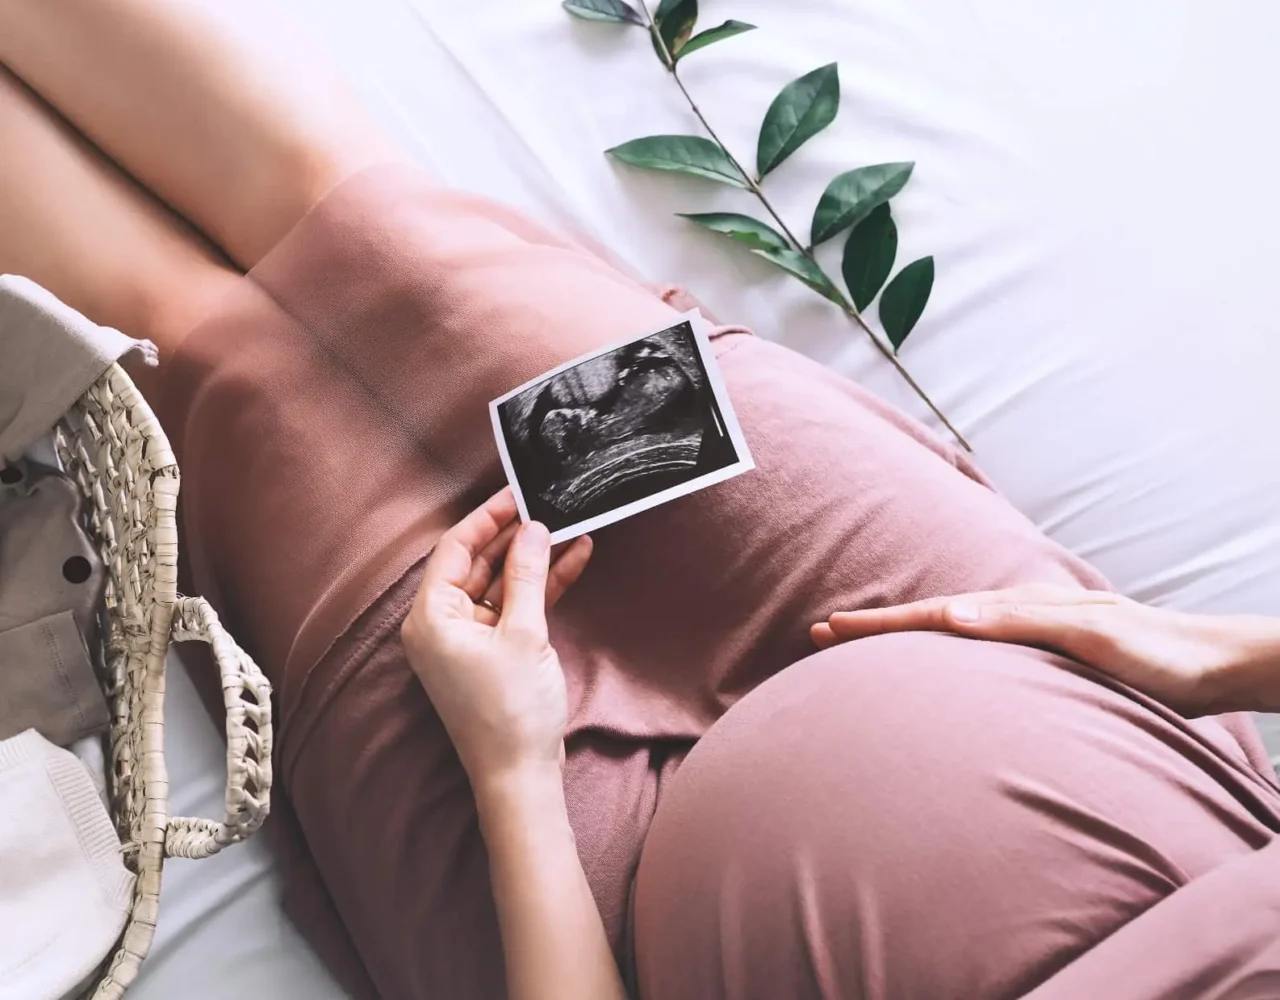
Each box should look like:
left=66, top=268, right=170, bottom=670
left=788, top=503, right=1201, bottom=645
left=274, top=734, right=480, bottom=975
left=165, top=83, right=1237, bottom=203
left=490, top=312, right=753, bottom=542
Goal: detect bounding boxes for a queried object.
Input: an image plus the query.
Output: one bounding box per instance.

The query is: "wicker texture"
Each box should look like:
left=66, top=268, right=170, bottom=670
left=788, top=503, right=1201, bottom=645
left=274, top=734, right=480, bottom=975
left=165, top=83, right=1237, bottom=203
left=52, top=364, right=273, bottom=998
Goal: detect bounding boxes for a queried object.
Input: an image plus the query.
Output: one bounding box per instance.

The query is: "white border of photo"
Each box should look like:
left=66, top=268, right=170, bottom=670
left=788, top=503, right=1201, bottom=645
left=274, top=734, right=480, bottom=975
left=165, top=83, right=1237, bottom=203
left=489, top=310, right=754, bottom=544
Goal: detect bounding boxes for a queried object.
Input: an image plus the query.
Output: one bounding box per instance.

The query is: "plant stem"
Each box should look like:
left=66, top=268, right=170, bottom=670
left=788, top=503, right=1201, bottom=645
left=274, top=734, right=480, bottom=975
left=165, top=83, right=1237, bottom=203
left=636, top=1, right=972, bottom=451
left=673, top=70, right=805, bottom=246
left=843, top=306, right=972, bottom=449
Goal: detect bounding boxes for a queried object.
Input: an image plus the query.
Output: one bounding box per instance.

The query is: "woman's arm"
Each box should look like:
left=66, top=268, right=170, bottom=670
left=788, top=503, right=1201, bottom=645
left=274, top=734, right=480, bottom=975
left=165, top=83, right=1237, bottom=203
left=814, top=585, right=1280, bottom=717
left=401, top=489, right=626, bottom=1000
left=1216, top=625, right=1280, bottom=714
left=477, top=769, right=627, bottom=1000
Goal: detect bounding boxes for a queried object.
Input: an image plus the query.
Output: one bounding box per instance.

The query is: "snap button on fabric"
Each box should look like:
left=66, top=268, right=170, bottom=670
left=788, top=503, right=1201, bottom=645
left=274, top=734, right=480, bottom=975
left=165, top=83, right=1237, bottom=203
left=62, top=556, right=93, bottom=584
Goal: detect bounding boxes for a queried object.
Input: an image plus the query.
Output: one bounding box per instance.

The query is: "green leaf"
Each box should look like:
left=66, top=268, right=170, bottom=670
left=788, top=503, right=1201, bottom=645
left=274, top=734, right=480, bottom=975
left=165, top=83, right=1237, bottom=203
left=756, top=63, right=840, bottom=178
left=879, top=256, right=934, bottom=351
left=841, top=203, right=898, bottom=311
left=562, top=0, right=643, bottom=24
left=676, top=20, right=755, bottom=60
left=606, top=135, right=747, bottom=187
left=655, top=0, right=698, bottom=55
left=810, top=162, right=914, bottom=245
left=679, top=212, right=789, bottom=251
left=682, top=212, right=843, bottom=304
left=755, top=248, right=845, bottom=304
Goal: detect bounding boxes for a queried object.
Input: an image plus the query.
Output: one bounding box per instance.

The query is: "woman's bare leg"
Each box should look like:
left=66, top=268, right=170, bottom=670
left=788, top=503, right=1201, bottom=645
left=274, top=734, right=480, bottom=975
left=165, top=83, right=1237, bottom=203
left=0, top=0, right=402, bottom=270
left=0, top=65, right=240, bottom=387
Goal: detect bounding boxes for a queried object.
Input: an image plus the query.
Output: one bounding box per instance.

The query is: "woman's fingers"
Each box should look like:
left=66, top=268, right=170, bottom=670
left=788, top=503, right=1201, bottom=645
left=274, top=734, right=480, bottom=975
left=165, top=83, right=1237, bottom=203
left=415, top=488, right=518, bottom=624
left=478, top=535, right=593, bottom=611
left=421, top=489, right=517, bottom=590
left=810, top=622, right=838, bottom=648
left=939, top=600, right=1082, bottom=646
left=462, top=517, right=520, bottom=601
left=486, top=527, right=591, bottom=627
left=499, top=522, right=552, bottom=640
left=817, top=586, right=1112, bottom=648
left=545, top=535, right=593, bottom=608
left=824, top=595, right=971, bottom=641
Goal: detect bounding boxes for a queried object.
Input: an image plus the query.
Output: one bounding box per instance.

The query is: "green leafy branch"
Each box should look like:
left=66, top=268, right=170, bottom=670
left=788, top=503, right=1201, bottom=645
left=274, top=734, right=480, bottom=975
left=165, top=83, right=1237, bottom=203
left=564, top=0, right=969, bottom=450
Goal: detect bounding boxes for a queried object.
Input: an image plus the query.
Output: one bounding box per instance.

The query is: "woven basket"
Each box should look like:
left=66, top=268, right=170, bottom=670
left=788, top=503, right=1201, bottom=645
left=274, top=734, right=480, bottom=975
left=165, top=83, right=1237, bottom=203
left=52, top=363, right=274, bottom=998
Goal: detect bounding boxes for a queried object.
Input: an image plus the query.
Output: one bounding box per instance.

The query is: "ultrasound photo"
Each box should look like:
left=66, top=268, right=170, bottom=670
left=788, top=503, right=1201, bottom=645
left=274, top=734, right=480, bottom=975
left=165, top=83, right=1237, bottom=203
left=490, top=313, right=753, bottom=541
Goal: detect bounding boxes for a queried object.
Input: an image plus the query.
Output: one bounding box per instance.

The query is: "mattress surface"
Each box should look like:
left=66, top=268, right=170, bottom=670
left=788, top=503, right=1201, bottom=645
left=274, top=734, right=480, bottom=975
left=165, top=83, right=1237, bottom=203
left=275, top=0, right=1280, bottom=612
left=129, top=660, right=344, bottom=998
left=133, top=0, right=1280, bottom=995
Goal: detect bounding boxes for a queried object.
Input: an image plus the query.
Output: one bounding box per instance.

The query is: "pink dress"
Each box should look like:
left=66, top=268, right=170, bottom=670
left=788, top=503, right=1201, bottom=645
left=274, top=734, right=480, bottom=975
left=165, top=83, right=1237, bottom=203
left=156, top=165, right=1280, bottom=1000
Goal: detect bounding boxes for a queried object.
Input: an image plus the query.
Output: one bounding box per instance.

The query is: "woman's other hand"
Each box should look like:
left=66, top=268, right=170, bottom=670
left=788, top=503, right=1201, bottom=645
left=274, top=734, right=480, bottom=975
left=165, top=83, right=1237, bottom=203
left=813, top=585, right=1280, bottom=716
left=402, top=488, right=593, bottom=797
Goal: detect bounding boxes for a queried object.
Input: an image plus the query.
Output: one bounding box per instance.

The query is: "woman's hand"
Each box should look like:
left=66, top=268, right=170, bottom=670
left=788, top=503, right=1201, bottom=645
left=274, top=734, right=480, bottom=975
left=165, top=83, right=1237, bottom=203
left=813, top=585, right=1280, bottom=716
left=405, top=490, right=625, bottom=1000
left=401, top=488, right=593, bottom=797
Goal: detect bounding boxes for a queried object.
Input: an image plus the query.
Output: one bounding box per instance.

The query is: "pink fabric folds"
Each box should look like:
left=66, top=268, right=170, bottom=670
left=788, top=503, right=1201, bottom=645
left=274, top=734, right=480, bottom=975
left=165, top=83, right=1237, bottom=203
left=155, top=165, right=1274, bottom=999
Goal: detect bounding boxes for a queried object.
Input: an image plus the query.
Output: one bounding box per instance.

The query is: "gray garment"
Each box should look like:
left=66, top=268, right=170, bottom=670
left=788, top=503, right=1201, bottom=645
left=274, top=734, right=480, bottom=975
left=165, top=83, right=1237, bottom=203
left=0, top=273, right=156, bottom=461
left=0, top=613, right=107, bottom=745
left=0, top=460, right=108, bottom=745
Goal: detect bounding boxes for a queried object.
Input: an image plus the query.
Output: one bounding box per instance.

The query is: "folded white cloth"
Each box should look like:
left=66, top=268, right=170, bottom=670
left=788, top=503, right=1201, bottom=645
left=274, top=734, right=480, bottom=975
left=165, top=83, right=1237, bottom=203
left=0, top=274, right=156, bottom=461
left=68, top=734, right=110, bottom=809
left=0, top=729, right=134, bottom=999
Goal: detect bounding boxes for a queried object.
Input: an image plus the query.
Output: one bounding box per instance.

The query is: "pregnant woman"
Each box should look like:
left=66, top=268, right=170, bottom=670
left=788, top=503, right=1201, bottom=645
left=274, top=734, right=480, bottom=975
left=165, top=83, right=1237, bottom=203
left=0, top=2, right=1275, bottom=998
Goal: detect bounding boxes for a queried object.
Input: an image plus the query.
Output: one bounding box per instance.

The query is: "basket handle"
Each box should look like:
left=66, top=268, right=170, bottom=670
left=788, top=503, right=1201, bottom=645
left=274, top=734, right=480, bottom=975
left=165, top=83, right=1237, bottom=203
left=164, top=596, right=274, bottom=860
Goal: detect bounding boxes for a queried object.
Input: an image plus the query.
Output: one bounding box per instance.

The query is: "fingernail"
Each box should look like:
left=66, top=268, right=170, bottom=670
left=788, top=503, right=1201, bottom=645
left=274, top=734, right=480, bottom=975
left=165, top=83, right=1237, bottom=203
left=520, top=522, right=550, bottom=555
left=948, top=602, right=981, bottom=623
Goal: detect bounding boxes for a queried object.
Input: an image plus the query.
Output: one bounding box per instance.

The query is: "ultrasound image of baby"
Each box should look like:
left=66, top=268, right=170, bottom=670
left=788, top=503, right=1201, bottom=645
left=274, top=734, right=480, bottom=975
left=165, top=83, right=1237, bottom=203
left=493, top=318, right=750, bottom=538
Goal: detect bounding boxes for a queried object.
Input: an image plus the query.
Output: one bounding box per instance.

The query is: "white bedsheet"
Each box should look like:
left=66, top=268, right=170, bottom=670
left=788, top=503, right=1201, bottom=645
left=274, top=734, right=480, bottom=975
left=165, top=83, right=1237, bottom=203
left=270, top=0, right=1280, bottom=611
left=129, top=659, right=343, bottom=999
left=133, top=0, right=1280, bottom=995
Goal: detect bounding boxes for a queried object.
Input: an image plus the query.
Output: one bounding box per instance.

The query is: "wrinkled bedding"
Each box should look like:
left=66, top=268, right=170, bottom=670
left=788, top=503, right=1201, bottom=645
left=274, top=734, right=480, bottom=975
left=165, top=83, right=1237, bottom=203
left=133, top=1, right=1280, bottom=996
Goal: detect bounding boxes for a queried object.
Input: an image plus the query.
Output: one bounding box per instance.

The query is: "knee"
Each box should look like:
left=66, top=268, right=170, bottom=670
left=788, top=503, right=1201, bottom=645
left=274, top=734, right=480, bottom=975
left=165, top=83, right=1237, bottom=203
left=218, top=144, right=350, bottom=267
left=217, top=125, right=406, bottom=270
left=130, top=252, right=242, bottom=358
